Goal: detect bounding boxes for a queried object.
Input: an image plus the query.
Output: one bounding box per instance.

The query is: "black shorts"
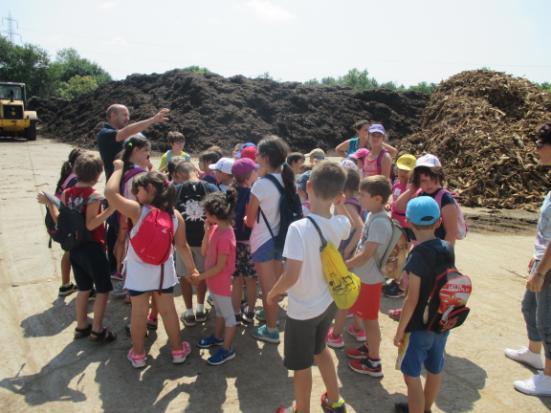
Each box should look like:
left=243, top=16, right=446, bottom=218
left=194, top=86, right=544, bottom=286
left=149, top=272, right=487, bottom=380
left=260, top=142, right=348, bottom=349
left=70, top=242, right=112, bottom=293
left=127, top=287, right=175, bottom=296
left=284, top=303, right=336, bottom=371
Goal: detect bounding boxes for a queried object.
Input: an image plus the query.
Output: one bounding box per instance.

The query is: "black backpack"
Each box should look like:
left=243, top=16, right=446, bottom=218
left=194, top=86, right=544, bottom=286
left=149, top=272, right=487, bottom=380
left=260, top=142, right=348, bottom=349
left=175, top=181, right=210, bottom=247
left=257, top=174, right=303, bottom=252
left=53, top=202, right=92, bottom=251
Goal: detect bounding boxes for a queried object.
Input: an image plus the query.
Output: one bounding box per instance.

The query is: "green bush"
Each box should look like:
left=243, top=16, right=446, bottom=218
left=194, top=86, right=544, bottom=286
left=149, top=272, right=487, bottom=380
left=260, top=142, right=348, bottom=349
left=57, top=75, right=98, bottom=99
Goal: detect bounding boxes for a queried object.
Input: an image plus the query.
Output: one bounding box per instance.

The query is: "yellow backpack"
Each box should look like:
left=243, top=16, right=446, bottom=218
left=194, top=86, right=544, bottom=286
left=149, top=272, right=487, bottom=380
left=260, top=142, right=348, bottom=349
left=306, top=216, right=361, bottom=309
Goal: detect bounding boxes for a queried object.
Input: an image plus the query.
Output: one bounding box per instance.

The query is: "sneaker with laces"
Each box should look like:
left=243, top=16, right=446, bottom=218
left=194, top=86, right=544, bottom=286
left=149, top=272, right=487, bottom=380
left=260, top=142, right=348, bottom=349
left=127, top=349, right=147, bottom=368
left=326, top=327, right=345, bottom=349
left=504, top=346, right=544, bottom=370
left=345, top=344, right=370, bottom=360
left=346, top=325, right=366, bottom=342
left=58, top=283, right=77, bottom=297
left=252, top=324, right=280, bottom=344
left=383, top=280, right=405, bottom=298
left=172, top=341, right=192, bottom=364
left=207, top=347, right=236, bottom=365
left=320, top=392, right=347, bottom=412
left=348, top=358, right=383, bottom=378
left=240, top=311, right=255, bottom=326
left=181, top=312, right=197, bottom=327
left=195, top=309, right=209, bottom=323
left=111, top=281, right=126, bottom=298
left=514, top=373, right=551, bottom=396
left=197, top=334, right=224, bottom=349
left=255, top=308, right=266, bottom=322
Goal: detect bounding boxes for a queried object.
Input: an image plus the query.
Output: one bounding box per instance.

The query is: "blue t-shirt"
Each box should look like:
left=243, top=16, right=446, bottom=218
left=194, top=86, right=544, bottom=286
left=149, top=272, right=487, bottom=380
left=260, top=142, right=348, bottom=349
left=96, top=123, right=121, bottom=180
left=404, top=238, right=455, bottom=332
left=234, top=186, right=252, bottom=242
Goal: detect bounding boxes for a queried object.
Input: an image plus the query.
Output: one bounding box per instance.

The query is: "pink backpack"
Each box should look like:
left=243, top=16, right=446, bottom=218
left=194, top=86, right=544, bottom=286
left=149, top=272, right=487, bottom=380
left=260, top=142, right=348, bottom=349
left=130, top=207, right=174, bottom=265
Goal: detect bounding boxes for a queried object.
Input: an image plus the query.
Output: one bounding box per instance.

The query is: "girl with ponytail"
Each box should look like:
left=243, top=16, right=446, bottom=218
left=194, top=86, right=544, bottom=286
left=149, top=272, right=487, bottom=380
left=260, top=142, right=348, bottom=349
left=245, top=135, right=294, bottom=344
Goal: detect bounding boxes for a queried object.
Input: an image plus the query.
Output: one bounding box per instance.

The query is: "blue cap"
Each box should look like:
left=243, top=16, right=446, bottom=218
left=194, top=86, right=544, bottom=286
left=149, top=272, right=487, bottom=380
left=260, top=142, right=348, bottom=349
left=368, top=124, right=386, bottom=135
left=406, top=196, right=440, bottom=225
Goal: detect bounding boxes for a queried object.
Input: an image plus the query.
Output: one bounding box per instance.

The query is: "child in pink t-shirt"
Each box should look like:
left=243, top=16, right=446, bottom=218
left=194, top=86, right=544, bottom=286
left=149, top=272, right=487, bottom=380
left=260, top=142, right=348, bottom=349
left=192, top=190, right=237, bottom=366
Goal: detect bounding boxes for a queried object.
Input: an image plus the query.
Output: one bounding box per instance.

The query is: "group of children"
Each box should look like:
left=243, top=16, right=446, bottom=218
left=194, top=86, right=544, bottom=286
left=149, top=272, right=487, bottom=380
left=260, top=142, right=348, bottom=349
left=39, top=122, right=465, bottom=413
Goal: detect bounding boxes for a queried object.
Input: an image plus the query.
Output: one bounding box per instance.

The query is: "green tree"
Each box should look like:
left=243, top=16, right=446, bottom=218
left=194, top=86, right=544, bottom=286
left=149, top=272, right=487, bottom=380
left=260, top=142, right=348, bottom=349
left=50, top=48, right=111, bottom=84
left=57, top=75, right=98, bottom=99
left=0, top=35, right=52, bottom=96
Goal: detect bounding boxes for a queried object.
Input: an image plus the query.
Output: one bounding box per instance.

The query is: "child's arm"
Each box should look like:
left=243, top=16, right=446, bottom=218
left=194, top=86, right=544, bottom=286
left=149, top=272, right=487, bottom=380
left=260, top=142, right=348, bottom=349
left=104, top=160, right=141, bottom=224
left=200, top=221, right=211, bottom=257
left=394, top=272, right=421, bottom=347
left=267, top=258, right=302, bottom=304
left=382, top=142, right=398, bottom=158
left=37, top=192, right=60, bottom=223
left=335, top=139, right=350, bottom=157
left=528, top=242, right=551, bottom=292
left=343, top=204, right=364, bottom=259
left=244, top=193, right=260, bottom=228
left=173, top=211, right=199, bottom=277
left=345, top=241, right=379, bottom=269
left=441, top=204, right=458, bottom=246
left=394, top=184, right=418, bottom=212
left=196, top=254, right=228, bottom=281
left=381, top=153, right=393, bottom=180
left=85, top=198, right=115, bottom=231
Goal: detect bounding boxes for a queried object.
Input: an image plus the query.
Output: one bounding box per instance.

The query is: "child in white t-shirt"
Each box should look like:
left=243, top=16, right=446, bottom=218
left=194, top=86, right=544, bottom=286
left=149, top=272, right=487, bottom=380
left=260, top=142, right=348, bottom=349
left=268, top=161, right=350, bottom=413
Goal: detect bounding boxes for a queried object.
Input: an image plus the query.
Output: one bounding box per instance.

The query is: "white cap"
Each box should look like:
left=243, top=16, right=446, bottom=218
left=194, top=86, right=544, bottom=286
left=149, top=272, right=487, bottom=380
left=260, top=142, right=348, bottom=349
left=415, top=154, right=441, bottom=168
left=208, top=157, right=234, bottom=175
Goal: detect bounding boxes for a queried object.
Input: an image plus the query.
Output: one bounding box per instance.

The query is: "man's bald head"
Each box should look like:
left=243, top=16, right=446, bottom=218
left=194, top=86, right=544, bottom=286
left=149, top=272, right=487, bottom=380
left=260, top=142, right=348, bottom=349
left=106, top=104, right=130, bottom=129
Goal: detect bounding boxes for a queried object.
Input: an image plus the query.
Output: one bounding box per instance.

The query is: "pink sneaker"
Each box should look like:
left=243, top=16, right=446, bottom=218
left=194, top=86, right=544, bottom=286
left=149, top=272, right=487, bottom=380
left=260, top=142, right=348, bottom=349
left=326, top=327, right=344, bottom=349
left=127, top=349, right=147, bottom=368
left=172, top=341, right=192, bottom=364
left=388, top=308, right=402, bottom=321
left=346, top=324, right=366, bottom=342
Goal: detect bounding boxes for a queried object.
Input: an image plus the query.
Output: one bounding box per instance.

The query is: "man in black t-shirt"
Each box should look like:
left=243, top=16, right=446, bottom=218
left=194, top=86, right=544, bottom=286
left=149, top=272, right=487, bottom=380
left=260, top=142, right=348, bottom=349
left=96, top=104, right=170, bottom=179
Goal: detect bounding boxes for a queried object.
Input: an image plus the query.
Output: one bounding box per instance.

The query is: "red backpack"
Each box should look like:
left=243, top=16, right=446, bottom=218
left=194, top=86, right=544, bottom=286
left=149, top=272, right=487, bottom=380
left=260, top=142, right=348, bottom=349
left=130, top=207, right=174, bottom=289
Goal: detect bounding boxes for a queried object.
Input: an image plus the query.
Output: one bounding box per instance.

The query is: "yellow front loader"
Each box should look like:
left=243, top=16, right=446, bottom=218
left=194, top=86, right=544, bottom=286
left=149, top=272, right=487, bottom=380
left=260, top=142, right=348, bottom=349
left=0, top=82, right=37, bottom=140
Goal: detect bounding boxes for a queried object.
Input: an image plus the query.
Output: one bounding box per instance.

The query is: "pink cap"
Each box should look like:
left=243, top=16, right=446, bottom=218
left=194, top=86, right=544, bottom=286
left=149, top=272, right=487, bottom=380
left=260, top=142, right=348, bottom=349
left=240, top=145, right=257, bottom=161
left=231, top=158, right=258, bottom=177
left=350, top=148, right=370, bottom=160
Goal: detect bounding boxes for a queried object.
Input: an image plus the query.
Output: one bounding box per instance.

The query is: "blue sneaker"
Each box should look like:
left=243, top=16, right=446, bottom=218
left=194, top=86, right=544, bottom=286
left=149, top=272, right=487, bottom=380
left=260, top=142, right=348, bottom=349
left=197, top=335, right=224, bottom=349
left=252, top=324, right=280, bottom=344
left=207, top=347, right=236, bottom=366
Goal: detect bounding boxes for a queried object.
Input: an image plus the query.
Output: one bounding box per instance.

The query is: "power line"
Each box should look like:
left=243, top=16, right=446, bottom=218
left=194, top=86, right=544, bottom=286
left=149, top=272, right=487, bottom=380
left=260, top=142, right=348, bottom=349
left=1, top=11, right=23, bottom=44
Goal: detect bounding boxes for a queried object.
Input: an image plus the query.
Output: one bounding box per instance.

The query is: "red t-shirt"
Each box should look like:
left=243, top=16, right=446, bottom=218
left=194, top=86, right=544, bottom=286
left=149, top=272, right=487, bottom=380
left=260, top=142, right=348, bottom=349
left=204, top=225, right=236, bottom=296
left=62, top=186, right=106, bottom=246
left=391, top=180, right=408, bottom=228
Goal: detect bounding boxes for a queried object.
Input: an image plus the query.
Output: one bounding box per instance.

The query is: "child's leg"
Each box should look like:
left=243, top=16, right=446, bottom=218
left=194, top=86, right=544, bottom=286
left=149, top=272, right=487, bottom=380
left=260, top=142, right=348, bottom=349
left=404, top=375, right=425, bottom=413
left=353, top=315, right=364, bottom=332
left=196, top=280, right=207, bottom=305
left=245, top=277, right=257, bottom=311
left=179, top=276, right=194, bottom=310
left=130, top=292, right=151, bottom=354
left=293, top=368, right=312, bottom=413
left=215, top=316, right=225, bottom=339
left=149, top=293, right=158, bottom=320
left=424, top=372, right=442, bottom=411
left=314, top=348, right=340, bottom=403
left=75, top=290, right=91, bottom=329
left=255, top=259, right=281, bottom=329
left=231, top=276, right=244, bottom=313
left=155, top=291, right=183, bottom=351
left=91, top=293, right=109, bottom=333
left=61, top=251, right=71, bottom=285
left=363, top=319, right=381, bottom=359
left=331, top=309, right=347, bottom=336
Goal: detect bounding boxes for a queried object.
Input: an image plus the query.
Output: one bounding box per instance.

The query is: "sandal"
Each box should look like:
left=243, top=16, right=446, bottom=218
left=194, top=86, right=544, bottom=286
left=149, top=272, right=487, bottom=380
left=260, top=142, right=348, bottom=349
left=74, top=324, right=92, bottom=339
left=89, top=328, right=117, bottom=343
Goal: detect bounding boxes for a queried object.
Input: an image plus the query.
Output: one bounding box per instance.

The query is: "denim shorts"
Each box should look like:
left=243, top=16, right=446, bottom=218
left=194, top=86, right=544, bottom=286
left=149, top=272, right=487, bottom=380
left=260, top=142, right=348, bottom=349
left=398, top=330, right=449, bottom=377
left=251, top=238, right=282, bottom=263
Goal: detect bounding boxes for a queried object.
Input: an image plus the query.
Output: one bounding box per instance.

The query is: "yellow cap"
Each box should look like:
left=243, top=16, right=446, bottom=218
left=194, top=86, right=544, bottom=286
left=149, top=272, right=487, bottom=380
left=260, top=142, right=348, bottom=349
left=396, top=154, right=417, bottom=171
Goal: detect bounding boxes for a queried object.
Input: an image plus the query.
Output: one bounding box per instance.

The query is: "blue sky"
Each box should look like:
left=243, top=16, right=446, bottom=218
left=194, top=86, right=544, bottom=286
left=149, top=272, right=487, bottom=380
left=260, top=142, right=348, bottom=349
left=2, top=0, right=550, bottom=85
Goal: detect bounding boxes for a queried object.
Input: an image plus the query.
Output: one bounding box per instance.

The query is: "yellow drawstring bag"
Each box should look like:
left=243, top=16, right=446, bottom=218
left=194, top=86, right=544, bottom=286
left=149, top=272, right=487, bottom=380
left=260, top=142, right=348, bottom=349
left=307, top=216, right=361, bottom=309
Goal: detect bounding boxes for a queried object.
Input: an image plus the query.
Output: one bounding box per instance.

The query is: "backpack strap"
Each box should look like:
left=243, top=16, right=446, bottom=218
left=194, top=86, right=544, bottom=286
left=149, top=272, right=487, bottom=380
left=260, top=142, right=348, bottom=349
left=120, top=166, right=146, bottom=193
left=434, top=188, right=446, bottom=208
left=306, top=216, right=327, bottom=252
left=256, top=174, right=284, bottom=235
left=376, top=149, right=388, bottom=175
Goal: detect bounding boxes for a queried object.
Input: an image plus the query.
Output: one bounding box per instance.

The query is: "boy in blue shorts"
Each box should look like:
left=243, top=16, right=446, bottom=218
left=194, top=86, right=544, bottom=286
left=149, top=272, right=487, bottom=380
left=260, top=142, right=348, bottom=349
left=268, top=161, right=350, bottom=413
left=394, top=196, right=455, bottom=413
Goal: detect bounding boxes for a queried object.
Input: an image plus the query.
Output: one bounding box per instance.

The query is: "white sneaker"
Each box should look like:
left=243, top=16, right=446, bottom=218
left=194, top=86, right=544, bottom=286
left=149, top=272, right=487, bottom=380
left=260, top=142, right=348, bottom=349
left=514, top=373, right=551, bottom=396
left=505, top=346, right=544, bottom=370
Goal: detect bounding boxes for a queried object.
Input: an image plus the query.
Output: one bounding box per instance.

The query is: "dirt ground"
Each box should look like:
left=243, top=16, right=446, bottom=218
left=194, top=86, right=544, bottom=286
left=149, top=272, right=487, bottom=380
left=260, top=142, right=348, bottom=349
left=0, top=138, right=550, bottom=413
